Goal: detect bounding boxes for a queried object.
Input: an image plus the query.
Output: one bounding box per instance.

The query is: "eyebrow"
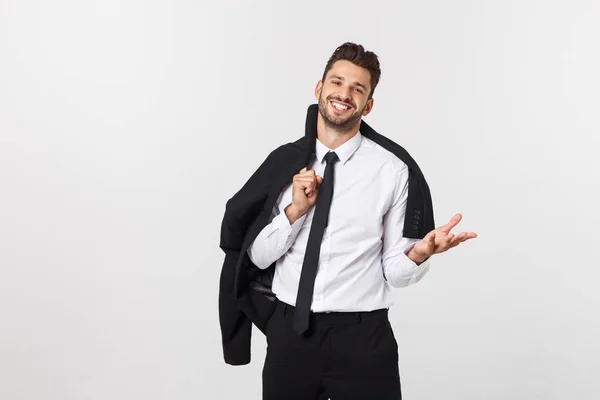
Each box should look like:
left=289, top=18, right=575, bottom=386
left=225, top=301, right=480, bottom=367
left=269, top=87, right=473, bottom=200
left=329, top=75, right=368, bottom=91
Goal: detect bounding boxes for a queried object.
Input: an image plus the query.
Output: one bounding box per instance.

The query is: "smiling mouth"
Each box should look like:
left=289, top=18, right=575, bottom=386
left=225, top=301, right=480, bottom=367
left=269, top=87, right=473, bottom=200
left=329, top=100, right=353, bottom=112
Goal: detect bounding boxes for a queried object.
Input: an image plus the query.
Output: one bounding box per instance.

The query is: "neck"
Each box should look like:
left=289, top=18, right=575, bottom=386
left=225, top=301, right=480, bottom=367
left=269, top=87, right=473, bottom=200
left=316, top=114, right=360, bottom=150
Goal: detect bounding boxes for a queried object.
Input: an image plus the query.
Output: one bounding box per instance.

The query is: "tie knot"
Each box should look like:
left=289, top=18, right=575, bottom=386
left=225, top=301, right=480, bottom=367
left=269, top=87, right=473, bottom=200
left=324, top=151, right=339, bottom=165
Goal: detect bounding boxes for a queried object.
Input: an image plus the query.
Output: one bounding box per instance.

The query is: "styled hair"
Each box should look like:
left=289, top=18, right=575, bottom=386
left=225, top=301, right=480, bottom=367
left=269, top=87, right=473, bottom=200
left=321, top=42, right=381, bottom=99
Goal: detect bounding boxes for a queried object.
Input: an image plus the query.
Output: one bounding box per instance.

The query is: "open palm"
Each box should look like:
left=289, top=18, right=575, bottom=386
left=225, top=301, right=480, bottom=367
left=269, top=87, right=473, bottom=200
left=412, top=213, right=477, bottom=259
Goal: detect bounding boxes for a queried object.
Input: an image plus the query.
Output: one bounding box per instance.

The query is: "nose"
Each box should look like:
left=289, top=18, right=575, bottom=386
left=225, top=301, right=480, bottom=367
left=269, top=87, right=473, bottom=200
left=341, top=85, right=353, bottom=101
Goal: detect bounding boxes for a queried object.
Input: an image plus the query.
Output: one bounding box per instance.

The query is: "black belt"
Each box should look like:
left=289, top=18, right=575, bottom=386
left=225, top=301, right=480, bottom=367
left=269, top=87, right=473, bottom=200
left=275, top=298, right=388, bottom=325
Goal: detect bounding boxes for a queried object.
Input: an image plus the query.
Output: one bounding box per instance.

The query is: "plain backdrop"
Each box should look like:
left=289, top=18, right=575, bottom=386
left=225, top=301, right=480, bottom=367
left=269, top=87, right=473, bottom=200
left=1, top=1, right=599, bottom=399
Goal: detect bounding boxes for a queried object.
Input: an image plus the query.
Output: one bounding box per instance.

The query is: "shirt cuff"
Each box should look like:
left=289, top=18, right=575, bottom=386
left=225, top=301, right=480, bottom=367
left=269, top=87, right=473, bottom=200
left=403, top=242, right=431, bottom=272
left=271, top=205, right=307, bottom=233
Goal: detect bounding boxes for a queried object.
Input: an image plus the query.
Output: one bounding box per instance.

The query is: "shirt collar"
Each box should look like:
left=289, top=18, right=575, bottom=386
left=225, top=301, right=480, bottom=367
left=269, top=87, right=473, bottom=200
left=314, top=131, right=362, bottom=166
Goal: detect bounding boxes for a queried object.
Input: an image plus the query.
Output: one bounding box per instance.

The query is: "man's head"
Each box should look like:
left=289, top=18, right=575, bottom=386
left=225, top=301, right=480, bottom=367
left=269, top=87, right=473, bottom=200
left=315, top=42, right=381, bottom=133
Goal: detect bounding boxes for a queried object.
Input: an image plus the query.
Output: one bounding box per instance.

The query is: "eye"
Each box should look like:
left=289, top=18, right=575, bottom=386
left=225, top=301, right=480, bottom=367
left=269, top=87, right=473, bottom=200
left=332, top=81, right=341, bottom=85
left=354, top=88, right=364, bottom=94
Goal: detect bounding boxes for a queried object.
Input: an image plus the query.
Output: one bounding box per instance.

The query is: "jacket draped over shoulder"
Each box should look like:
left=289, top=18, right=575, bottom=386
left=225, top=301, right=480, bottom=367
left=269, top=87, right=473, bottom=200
left=218, top=104, right=435, bottom=365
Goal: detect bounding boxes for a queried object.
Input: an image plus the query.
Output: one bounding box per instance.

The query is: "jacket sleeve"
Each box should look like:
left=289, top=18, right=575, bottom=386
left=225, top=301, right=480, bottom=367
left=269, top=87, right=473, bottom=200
left=218, top=148, right=282, bottom=365
left=218, top=248, right=253, bottom=365
left=219, top=149, right=280, bottom=252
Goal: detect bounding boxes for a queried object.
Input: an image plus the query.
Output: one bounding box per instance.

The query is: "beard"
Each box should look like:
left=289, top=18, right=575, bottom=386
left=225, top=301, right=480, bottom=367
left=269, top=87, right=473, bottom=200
left=317, top=94, right=366, bottom=133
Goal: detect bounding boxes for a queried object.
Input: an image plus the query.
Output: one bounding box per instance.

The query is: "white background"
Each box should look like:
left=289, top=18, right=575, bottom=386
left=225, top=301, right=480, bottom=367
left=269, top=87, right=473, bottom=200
left=1, top=1, right=599, bottom=399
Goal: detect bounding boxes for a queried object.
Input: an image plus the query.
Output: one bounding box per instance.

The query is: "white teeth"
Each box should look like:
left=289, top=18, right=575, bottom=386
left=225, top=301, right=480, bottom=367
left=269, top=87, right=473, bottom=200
left=332, top=102, right=348, bottom=110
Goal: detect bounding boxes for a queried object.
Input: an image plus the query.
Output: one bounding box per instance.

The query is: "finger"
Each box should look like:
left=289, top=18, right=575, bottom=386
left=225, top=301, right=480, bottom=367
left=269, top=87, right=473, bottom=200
left=457, top=232, right=477, bottom=242
left=440, top=213, right=462, bottom=234
left=458, top=233, right=477, bottom=243
left=305, top=185, right=318, bottom=195
left=299, top=168, right=316, bottom=177
left=447, top=233, right=455, bottom=243
left=295, top=176, right=318, bottom=182
left=448, top=233, right=465, bottom=248
left=295, top=177, right=319, bottom=188
left=450, top=232, right=475, bottom=248
left=427, top=232, right=437, bottom=252
left=430, top=230, right=443, bottom=245
left=305, top=177, right=322, bottom=194
left=428, top=231, right=436, bottom=247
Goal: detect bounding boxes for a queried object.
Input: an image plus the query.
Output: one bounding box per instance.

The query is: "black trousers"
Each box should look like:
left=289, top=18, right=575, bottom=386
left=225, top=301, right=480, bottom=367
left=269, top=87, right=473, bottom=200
left=262, top=299, right=402, bottom=400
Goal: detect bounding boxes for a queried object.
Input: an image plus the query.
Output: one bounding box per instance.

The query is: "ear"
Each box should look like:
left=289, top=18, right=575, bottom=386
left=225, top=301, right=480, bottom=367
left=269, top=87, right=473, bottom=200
left=314, top=80, right=323, bottom=100
left=362, top=97, right=374, bottom=116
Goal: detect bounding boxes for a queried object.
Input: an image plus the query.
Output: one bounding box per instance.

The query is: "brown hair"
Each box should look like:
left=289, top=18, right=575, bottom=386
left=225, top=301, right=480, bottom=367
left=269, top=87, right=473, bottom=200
left=321, top=42, right=381, bottom=99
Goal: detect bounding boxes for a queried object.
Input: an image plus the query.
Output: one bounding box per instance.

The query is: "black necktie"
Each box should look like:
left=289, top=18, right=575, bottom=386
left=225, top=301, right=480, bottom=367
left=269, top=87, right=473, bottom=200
left=293, top=151, right=339, bottom=335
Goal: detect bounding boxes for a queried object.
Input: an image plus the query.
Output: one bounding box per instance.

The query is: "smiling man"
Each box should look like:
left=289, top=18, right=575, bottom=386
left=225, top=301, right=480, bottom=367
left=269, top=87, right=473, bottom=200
left=218, top=42, right=477, bottom=400
left=317, top=62, right=372, bottom=133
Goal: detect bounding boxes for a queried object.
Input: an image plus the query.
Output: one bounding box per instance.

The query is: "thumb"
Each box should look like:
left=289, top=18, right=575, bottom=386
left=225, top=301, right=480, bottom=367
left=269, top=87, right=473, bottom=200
left=300, top=167, right=307, bottom=173
left=428, top=232, right=436, bottom=245
left=316, top=176, right=323, bottom=184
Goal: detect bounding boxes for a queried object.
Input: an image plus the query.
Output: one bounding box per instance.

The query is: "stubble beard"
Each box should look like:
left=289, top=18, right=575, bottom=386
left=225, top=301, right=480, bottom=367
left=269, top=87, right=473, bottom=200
left=317, top=94, right=365, bottom=134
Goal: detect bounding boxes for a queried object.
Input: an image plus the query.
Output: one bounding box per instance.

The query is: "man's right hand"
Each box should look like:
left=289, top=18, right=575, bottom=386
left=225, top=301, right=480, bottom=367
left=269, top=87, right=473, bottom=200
left=285, top=167, right=323, bottom=224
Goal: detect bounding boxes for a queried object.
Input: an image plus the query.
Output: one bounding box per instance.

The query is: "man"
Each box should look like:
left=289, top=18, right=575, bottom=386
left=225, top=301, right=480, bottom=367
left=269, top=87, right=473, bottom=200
left=219, top=42, right=477, bottom=399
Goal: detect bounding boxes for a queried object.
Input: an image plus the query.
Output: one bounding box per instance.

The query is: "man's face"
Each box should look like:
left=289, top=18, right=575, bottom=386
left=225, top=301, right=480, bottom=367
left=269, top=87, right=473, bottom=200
left=315, top=60, right=374, bottom=133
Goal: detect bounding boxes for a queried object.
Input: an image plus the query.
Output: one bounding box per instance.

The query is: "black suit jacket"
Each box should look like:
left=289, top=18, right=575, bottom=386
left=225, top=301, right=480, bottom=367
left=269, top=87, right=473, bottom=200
left=218, top=104, right=435, bottom=365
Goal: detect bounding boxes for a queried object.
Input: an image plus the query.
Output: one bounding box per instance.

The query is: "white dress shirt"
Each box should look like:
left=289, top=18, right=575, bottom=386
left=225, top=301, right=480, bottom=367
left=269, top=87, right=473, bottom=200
left=247, top=131, right=431, bottom=312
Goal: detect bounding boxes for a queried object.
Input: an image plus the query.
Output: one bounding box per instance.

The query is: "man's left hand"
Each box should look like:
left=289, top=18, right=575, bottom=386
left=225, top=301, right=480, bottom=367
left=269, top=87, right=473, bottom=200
left=408, top=213, right=477, bottom=263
